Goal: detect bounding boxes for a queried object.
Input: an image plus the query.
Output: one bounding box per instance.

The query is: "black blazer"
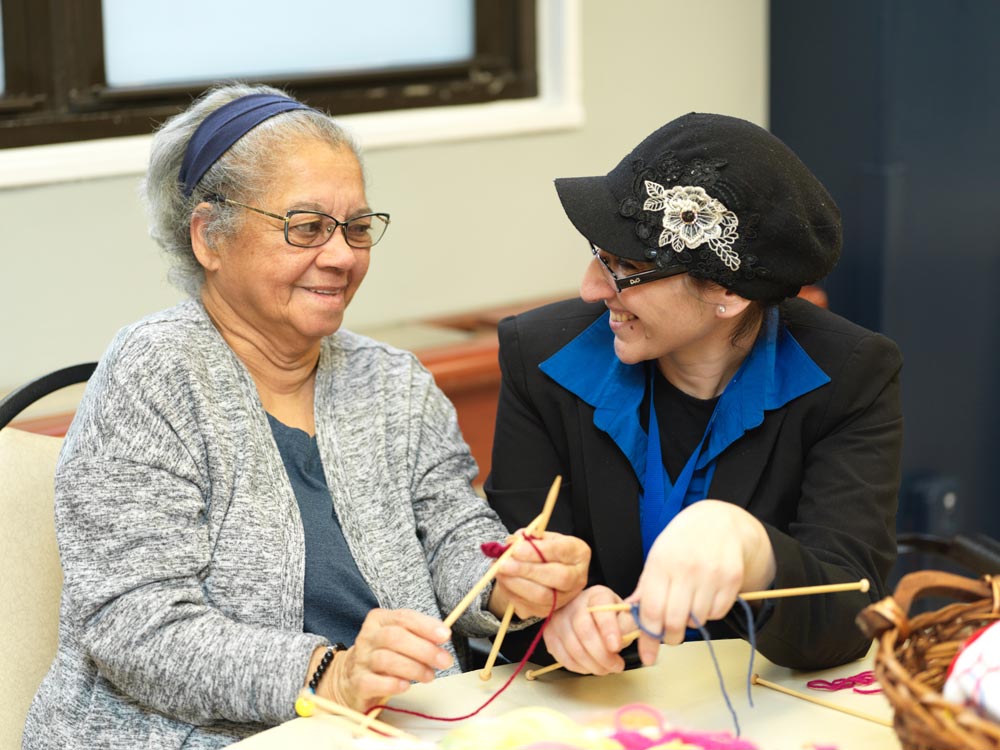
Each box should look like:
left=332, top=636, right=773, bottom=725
left=485, top=297, right=903, bottom=670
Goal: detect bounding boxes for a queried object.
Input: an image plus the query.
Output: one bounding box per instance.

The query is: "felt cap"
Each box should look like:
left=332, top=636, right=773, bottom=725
left=555, top=112, right=841, bottom=301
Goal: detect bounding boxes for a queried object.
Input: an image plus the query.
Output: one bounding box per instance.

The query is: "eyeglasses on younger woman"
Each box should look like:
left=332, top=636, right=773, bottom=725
left=589, top=241, right=685, bottom=292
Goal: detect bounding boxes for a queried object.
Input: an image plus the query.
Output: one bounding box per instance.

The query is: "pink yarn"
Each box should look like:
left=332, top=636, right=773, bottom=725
left=607, top=730, right=659, bottom=749
left=609, top=703, right=759, bottom=750
left=608, top=703, right=667, bottom=749
left=613, top=703, right=668, bottom=734
left=659, top=731, right=759, bottom=750
left=609, top=728, right=759, bottom=750
left=806, top=670, right=881, bottom=694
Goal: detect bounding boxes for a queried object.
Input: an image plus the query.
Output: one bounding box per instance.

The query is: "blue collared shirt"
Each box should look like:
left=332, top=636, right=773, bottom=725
left=539, top=306, right=830, bottom=555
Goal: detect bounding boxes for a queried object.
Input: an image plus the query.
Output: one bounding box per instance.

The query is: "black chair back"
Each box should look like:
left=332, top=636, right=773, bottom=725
left=0, top=363, right=98, bottom=430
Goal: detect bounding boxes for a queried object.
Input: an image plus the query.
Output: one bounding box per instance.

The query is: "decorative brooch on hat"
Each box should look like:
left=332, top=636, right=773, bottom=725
left=643, top=183, right=740, bottom=270
left=619, top=153, right=766, bottom=285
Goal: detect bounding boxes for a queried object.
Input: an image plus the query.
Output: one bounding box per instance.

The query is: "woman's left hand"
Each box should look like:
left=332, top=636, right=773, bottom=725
left=542, top=585, right=633, bottom=675
left=326, top=608, right=453, bottom=712
left=629, top=500, right=776, bottom=665
left=489, top=531, right=591, bottom=619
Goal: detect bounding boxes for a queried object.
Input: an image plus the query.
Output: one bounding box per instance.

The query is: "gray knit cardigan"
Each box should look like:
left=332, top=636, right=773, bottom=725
left=23, top=299, right=510, bottom=749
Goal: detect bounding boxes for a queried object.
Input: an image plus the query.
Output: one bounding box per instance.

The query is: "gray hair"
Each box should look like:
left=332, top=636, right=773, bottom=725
left=141, top=83, right=362, bottom=296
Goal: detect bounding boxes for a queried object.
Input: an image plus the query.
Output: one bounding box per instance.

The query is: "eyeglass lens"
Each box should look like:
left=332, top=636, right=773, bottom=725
left=286, top=212, right=388, bottom=248
left=590, top=241, right=685, bottom=291
left=590, top=243, right=620, bottom=280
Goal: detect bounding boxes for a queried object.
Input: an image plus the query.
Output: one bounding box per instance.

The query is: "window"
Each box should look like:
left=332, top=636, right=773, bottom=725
left=0, top=0, right=537, bottom=150
left=0, top=8, right=5, bottom=96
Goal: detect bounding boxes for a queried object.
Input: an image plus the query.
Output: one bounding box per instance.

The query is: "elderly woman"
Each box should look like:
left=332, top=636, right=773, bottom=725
left=23, top=84, right=589, bottom=749
left=486, top=113, right=902, bottom=674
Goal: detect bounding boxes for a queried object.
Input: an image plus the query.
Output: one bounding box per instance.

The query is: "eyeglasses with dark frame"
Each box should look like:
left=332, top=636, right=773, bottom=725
left=212, top=195, right=390, bottom=249
left=589, top=241, right=685, bottom=292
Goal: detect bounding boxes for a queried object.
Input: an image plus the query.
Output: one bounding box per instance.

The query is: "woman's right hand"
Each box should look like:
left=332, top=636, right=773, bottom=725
left=541, top=585, right=632, bottom=675
left=317, top=608, right=453, bottom=712
left=629, top=499, right=776, bottom=666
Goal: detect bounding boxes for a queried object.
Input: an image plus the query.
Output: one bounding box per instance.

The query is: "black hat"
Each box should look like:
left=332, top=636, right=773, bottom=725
left=554, top=113, right=841, bottom=302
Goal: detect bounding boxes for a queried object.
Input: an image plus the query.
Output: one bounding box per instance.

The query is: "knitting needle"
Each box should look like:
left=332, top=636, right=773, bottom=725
left=443, top=475, right=562, bottom=630
left=369, top=483, right=564, bottom=718
left=479, top=606, right=516, bottom=681
left=480, top=475, right=562, bottom=680
left=741, top=578, right=869, bottom=601
left=586, top=579, right=871, bottom=614
left=524, top=629, right=642, bottom=681
left=371, top=477, right=562, bottom=716
left=750, top=675, right=892, bottom=727
left=295, top=689, right=421, bottom=740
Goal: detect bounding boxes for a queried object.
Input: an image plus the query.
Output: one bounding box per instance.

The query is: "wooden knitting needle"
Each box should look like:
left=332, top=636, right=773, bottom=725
left=750, top=675, right=892, bottom=727
left=480, top=475, right=563, bottom=680
left=524, top=629, right=642, bottom=681
left=370, top=480, right=563, bottom=717
left=295, top=689, right=421, bottom=740
left=741, top=578, right=869, bottom=601
left=444, top=476, right=562, bottom=629
left=369, top=484, right=562, bottom=717
left=480, top=605, right=516, bottom=681
left=586, top=579, right=871, bottom=614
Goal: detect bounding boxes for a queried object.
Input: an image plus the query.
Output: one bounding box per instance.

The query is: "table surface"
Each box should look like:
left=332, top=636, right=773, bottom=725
left=230, top=640, right=900, bottom=749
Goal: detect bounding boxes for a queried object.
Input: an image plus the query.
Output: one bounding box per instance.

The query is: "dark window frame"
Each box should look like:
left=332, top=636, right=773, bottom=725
left=0, top=0, right=537, bottom=150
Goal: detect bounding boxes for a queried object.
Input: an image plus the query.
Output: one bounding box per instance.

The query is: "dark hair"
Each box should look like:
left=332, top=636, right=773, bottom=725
left=731, top=301, right=768, bottom=348
left=687, top=276, right=768, bottom=348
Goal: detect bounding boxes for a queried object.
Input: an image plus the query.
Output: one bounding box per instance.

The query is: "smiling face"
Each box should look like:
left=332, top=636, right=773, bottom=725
left=580, top=248, right=724, bottom=367
left=195, top=139, right=371, bottom=355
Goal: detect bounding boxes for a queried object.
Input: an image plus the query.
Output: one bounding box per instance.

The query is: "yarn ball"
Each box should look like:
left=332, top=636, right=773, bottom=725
left=349, top=704, right=759, bottom=750
left=942, top=620, right=1000, bottom=722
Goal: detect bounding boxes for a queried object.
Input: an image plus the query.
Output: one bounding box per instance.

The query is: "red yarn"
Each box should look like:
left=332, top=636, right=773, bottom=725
left=371, top=532, right=552, bottom=723
left=806, top=670, right=880, bottom=694
left=480, top=541, right=511, bottom=558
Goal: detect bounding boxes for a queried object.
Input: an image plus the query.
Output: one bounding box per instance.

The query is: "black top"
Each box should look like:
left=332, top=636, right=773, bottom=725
left=268, top=414, right=379, bottom=645
left=485, top=297, right=903, bottom=670
left=644, top=367, right=719, bottom=484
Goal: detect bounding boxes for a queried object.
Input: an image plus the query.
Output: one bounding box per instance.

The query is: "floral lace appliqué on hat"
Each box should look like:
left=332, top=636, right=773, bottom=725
left=643, top=182, right=741, bottom=271
left=620, top=151, right=769, bottom=291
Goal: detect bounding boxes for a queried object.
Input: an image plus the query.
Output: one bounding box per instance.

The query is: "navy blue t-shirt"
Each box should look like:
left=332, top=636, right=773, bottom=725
left=267, top=414, right=379, bottom=645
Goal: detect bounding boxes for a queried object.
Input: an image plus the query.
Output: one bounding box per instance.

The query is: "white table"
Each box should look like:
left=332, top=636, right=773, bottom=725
left=231, top=641, right=900, bottom=749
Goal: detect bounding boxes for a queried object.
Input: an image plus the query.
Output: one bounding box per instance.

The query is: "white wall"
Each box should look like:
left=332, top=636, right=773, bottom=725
left=0, top=0, right=767, bottom=393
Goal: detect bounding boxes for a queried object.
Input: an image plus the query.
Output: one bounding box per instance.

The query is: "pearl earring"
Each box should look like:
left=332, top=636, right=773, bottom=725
left=718, top=305, right=727, bottom=314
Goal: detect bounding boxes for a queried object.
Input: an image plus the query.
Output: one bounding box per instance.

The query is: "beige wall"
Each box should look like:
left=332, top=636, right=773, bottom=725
left=0, top=0, right=767, bottom=392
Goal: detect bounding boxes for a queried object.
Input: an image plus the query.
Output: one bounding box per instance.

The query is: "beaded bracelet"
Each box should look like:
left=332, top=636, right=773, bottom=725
left=307, top=642, right=347, bottom=694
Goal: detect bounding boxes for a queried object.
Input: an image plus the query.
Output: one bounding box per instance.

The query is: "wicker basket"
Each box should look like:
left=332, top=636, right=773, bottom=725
left=856, top=570, right=1000, bottom=750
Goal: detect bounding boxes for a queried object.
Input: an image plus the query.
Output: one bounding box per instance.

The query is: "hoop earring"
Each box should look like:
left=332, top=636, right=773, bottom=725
left=717, top=305, right=727, bottom=314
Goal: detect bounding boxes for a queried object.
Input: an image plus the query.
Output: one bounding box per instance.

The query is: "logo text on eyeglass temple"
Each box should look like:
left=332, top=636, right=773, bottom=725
left=627, top=277, right=642, bottom=286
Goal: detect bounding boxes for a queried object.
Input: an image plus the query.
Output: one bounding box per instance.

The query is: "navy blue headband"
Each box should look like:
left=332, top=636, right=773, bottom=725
left=178, top=93, right=313, bottom=198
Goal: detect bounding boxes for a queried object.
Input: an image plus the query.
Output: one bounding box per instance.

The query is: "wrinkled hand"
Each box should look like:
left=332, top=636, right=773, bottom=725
left=542, top=585, right=635, bottom=675
left=324, top=608, right=452, bottom=712
left=630, top=500, right=776, bottom=665
left=489, top=530, right=591, bottom=620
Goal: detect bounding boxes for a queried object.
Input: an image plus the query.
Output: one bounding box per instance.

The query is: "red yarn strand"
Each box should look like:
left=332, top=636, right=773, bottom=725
left=806, top=670, right=881, bottom=694
left=371, top=532, right=552, bottom=723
